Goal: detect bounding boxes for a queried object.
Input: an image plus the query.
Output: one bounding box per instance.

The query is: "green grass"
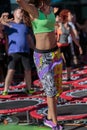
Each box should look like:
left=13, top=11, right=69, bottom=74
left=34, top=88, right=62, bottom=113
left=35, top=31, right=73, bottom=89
left=0, top=124, right=51, bottom=130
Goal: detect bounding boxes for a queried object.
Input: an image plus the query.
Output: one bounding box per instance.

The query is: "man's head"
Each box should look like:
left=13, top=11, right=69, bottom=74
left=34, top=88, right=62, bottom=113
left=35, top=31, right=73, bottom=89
left=13, top=7, right=24, bottom=22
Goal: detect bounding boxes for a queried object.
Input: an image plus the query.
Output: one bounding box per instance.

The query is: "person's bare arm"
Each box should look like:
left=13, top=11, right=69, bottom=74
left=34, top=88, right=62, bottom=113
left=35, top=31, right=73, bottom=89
left=72, top=28, right=79, bottom=39
left=71, top=28, right=79, bottom=47
left=16, top=0, right=38, bottom=20
left=0, top=20, right=12, bottom=27
left=71, top=29, right=82, bottom=54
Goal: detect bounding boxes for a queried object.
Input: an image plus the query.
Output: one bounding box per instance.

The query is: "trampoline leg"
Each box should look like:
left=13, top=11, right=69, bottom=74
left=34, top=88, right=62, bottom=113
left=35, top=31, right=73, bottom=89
left=26, top=111, right=30, bottom=124
left=19, top=111, right=32, bottom=125
left=69, top=84, right=73, bottom=90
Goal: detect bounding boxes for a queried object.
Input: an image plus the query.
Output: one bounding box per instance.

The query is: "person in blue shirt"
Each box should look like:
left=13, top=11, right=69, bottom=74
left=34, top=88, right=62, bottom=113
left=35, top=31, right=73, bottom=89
left=2, top=7, right=35, bottom=95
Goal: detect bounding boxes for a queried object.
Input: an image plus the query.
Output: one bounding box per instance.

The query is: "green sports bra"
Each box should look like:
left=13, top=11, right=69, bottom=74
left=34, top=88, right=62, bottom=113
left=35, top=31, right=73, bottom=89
left=31, top=10, right=56, bottom=34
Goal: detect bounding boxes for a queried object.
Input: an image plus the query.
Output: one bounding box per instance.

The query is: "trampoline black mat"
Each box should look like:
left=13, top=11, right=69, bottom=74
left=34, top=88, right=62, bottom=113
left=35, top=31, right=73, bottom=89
left=6, top=90, right=27, bottom=95
left=0, top=100, right=39, bottom=110
left=70, top=90, right=87, bottom=98
left=44, top=104, right=87, bottom=116
left=0, top=90, right=26, bottom=95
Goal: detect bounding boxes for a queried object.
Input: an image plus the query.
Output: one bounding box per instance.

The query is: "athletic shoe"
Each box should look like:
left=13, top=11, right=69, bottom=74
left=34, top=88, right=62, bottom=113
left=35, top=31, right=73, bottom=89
left=52, top=125, right=63, bottom=130
left=2, top=91, right=8, bottom=96
left=43, top=118, right=56, bottom=128
left=25, top=89, right=35, bottom=94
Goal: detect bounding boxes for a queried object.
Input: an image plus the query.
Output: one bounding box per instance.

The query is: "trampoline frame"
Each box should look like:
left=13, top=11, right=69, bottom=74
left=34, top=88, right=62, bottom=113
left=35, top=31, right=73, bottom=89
left=33, top=79, right=42, bottom=88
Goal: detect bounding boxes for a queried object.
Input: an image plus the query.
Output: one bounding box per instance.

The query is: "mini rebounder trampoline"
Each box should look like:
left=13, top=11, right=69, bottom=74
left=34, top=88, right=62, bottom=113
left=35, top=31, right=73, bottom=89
left=30, top=102, right=87, bottom=121
left=72, top=77, right=87, bottom=89
left=0, top=97, right=46, bottom=123
left=62, top=73, right=87, bottom=85
left=60, top=88, right=87, bottom=101
left=0, top=82, right=26, bottom=91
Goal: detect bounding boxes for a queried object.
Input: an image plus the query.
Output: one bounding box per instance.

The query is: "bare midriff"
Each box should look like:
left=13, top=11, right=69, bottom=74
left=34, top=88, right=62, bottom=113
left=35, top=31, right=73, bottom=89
left=35, top=31, right=57, bottom=50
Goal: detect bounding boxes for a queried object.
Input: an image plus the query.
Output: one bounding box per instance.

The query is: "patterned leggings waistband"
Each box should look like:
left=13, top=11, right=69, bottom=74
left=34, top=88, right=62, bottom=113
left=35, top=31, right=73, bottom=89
left=34, top=46, right=59, bottom=53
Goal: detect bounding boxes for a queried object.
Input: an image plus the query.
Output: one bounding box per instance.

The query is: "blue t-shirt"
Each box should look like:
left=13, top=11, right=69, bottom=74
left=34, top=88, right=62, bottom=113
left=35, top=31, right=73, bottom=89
left=5, top=22, right=30, bottom=54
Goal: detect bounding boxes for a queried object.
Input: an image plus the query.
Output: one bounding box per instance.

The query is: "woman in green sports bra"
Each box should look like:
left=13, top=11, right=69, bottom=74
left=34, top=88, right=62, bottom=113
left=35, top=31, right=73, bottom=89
left=16, top=0, right=63, bottom=130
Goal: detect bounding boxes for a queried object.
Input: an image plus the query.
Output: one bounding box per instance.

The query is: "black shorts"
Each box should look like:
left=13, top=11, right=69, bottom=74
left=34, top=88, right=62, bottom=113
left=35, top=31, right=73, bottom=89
left=8, top=53, right=31, bottom=70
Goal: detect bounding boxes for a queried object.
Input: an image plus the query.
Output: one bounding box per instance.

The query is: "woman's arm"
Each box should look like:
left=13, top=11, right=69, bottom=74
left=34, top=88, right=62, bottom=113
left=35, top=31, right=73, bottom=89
left=71, top=28, right=79, bottom=47
left=16, top=0, right=38, bottom=20
left=71, top=29, right=82, bottom=54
